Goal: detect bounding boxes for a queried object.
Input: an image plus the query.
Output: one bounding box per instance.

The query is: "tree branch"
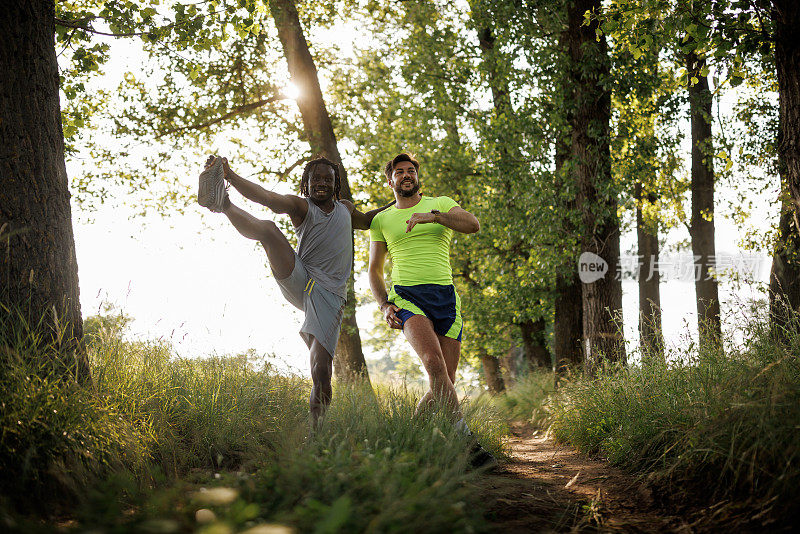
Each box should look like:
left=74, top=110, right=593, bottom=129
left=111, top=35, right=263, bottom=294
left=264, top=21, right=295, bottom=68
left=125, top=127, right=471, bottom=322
left=157, top=95, right=290, bottom=138
left=55, top=16, right=153, bottom=37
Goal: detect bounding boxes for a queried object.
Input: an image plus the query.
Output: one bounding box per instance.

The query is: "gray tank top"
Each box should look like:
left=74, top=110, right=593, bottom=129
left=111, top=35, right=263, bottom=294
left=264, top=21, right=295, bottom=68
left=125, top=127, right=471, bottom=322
left=295, top=198, right=352, bottom=299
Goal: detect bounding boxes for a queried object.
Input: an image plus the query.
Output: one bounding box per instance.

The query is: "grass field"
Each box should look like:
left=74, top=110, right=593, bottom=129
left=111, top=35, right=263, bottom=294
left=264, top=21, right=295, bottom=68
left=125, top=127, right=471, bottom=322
left=5, top=302, right=800, bottom=530
left=0, top=310, right=505, bottom=533
left=490, top=307, right=800, bottom=524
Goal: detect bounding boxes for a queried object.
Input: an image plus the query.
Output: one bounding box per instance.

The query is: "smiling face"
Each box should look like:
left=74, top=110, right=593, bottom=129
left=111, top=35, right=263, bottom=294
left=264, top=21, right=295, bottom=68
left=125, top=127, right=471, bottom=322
left=308, top=163, right=336, bottom=204
left=390, top=160, right=420, bottom=198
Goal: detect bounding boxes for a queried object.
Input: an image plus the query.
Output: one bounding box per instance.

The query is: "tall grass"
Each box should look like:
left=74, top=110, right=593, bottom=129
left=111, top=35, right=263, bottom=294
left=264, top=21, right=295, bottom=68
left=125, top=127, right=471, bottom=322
left=236, top=387, right=502, bottom=533
left=1, top=309, right=505, bottom=532
left=482, top=371, right=555, bottom=427
left=1, top=320, right=308, bottom=511
left=548, top=307, right=800, bottom=518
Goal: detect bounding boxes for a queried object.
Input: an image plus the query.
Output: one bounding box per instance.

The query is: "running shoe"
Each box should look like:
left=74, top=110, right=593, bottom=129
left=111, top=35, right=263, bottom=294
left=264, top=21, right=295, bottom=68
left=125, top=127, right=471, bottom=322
left=198, top=157, right=228, bottom=212
left=469, top=442, right=499, bottom=470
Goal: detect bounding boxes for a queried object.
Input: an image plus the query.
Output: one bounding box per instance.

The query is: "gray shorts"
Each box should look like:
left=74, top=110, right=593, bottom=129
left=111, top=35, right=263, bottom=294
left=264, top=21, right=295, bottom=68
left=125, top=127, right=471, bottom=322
left=276, top=254, right=345, bottom=358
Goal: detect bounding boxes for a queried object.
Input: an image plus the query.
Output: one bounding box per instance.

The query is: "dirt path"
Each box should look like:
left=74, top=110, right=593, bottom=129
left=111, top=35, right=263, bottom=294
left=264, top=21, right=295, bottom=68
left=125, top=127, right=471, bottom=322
left=478, top=424, right=690, bottom=533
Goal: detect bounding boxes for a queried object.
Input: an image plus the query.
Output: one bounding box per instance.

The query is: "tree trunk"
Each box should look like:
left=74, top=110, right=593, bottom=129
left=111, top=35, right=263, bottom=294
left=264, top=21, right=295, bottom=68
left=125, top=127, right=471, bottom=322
left=769, top=197, right=800, bottom=340
left=635, top=183, right=664, bottom=362
left=479, top=351, right=505, bottom=394
left=554, top=27, right=584, bottom=376
left=686, top=49, right=722, bottom=349
left=477, top=26, right=513, bottom=120
left=519, top=318, right=550, bottom=369
left=500, top=340, right=520, bottom=387
left=772, top=0, right=800, bottom=243
left=554, top=271, right=583, bottom=372
left=269, top=0, right=369, bottom=383
left=567, top=0, right=625, bottom=372
left=0, top=0, right=89, bottom=380
left=478, top=25, right=552, bottom=373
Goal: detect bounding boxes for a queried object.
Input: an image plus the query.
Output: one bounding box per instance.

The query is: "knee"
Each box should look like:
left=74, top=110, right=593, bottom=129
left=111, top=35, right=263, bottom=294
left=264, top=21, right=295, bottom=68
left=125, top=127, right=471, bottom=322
left=257, top=220, right=279, bottom=242
left=422, top=353, right=448, bottom=379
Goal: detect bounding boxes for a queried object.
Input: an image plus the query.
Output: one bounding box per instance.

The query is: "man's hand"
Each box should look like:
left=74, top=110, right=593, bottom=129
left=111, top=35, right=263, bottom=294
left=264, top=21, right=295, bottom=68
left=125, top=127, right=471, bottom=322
left=382, top=302, right=403, bottom=329
left=405, top=211, right=436, bottom=233
left=205, top=155, right=231, bottom=179
left=349, top=199, right=396, bottom=230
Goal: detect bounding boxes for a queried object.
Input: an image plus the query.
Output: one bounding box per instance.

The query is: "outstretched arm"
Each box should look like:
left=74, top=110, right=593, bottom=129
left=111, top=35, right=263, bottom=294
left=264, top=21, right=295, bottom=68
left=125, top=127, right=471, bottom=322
left=368, top=241, right=402, bottom=329
left=207, top=156, right=307, bottom=226
left=341, top=199, right=396, bottom=230
left=405, top=206, right=480, bottom=234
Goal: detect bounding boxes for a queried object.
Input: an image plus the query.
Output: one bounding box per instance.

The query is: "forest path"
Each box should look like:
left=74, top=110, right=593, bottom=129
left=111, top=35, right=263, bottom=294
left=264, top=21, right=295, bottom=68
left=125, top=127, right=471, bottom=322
left=477, top=423, right=690, bottom=533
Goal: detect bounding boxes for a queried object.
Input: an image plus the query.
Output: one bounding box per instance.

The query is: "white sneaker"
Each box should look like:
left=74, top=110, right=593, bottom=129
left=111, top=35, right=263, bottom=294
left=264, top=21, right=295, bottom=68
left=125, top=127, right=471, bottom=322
left=198, top=157, right=228, bottom=212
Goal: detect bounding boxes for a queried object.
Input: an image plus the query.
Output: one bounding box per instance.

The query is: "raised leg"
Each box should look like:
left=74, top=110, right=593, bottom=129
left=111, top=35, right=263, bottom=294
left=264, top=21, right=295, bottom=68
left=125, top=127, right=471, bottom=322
left=402, top=314, right=461, bottom=420
left=309, top=337, right=333, bottom=428
left=223, top=202, right=296, bottom=279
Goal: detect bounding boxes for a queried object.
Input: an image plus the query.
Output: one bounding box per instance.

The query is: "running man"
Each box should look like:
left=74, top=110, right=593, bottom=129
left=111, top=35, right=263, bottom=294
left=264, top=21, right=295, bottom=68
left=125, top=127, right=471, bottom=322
left=198, top=155, right=391, bottom=427
left=367, top=153, right=495, bottom=467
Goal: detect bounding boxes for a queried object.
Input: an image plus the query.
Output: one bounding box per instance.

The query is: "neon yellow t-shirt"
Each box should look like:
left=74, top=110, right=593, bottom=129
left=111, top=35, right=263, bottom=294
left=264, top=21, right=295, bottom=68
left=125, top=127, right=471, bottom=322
left=369, top=195, right=460, bottom=286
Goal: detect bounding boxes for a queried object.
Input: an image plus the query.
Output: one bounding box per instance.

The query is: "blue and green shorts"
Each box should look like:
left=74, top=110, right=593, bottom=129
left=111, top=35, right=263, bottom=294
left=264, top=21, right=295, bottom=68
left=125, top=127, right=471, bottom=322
left=389, top=283, right=463, bottom=341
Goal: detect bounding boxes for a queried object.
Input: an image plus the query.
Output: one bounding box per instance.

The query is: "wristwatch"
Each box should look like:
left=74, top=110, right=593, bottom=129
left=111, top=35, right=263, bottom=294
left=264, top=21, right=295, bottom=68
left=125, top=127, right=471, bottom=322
left=430, top=209, right=441, bottom=223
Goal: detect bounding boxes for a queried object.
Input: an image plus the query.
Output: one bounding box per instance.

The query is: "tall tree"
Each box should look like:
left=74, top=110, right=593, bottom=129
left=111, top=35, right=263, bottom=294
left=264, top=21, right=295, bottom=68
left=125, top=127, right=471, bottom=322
left=567, top=0, right=625, bottom=370
left=519, top=318, right=550, bottom=368
left=770, top=0, right=800, bottom=333
left=553, top=29, right=584, bottom=376
left=769, top=205, right=800, bottom=338
left=686, top=41, right=722, bottom=348
left=60, top=0, right=373, bottom=382
left=636, top=183, right=665, bottom=359
left=475, top=14, right=552, bottom=374
left=771, top=0, right=800, bottom=242
left=609, top=41, right=679, bottom=363
left=478, top=350, right=505, bottom=394
left=268, top=0, right=369, bottom=381
left=1, top=0, right=89, bottom=380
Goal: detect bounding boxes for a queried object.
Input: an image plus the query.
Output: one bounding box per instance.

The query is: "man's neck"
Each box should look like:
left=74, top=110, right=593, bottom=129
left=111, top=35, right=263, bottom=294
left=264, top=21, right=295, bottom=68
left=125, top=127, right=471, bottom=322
left=309, top=197, right=335, bottom=213
left=395, top=193, right=423, bottom=209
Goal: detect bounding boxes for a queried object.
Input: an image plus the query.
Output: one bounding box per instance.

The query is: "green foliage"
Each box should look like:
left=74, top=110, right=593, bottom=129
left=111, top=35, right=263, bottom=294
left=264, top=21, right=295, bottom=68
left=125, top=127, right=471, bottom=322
left=336, top=0, right=574, bottom=369
left=597, top=0, right=773, bottom=88
left=548, top=304, right=800, bottom=515
left=481, top=371, right=556, bottom=427
left=82, top=301, right=133, bottom=346
left=239, top=387, right=504, bottom=533
left=0, top=305, right=307, bottom=512
left=57, top=0, right=310, bottom=213
left=598, top=0, right=779, bottom=251
left=1, top=307, right=506, bottom=531
left=610, top=40, right=686, bottom=235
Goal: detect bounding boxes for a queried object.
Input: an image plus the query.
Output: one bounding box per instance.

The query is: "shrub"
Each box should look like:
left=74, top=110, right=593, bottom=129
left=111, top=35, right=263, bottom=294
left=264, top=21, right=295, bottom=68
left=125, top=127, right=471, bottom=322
left=548, top=308, right=800, bottom=518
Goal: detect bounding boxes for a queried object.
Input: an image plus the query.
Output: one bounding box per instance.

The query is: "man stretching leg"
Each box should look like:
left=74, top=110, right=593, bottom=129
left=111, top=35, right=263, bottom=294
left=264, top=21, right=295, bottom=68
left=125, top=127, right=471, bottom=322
left=199, top=155, right=390, bottom=427
left=367, top=153, right=495, bottom=467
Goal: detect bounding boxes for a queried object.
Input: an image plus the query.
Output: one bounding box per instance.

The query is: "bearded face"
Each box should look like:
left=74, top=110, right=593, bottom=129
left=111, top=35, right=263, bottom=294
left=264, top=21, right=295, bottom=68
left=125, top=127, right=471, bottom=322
left=391, top=161, right=420, bottom=197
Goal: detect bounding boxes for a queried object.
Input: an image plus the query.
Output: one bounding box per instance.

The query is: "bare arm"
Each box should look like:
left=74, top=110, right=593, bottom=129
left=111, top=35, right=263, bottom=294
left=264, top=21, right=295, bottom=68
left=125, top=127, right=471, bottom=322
left=405, top=206, right=480, bottom=234
left=368, top=241, right=402, bottom=329
left=209, top=156, right=307, bottom=225
left=342, top=199, right=396, bottom=230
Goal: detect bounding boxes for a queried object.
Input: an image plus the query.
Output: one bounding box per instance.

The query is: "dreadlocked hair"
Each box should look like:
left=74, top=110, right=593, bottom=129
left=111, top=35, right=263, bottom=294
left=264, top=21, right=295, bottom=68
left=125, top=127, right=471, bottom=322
left=300, top=157, right=342, bottom=200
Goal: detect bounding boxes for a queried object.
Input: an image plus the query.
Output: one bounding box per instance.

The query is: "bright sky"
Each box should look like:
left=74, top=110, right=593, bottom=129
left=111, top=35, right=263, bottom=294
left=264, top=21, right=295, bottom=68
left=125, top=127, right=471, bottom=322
left=65, top=20, right=777, bottom=376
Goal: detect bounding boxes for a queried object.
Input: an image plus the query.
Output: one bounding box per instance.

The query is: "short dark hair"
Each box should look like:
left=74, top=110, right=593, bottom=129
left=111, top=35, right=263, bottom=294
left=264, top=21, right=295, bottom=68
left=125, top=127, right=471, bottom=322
left=384, top=153, right=420, bottom=180
left=300, top=157, right=341, bottom=199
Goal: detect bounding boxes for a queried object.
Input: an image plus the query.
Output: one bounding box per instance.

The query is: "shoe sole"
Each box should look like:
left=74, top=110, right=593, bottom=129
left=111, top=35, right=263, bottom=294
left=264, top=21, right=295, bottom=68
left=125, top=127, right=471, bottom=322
left=198, top=159, right=227, bottom=212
